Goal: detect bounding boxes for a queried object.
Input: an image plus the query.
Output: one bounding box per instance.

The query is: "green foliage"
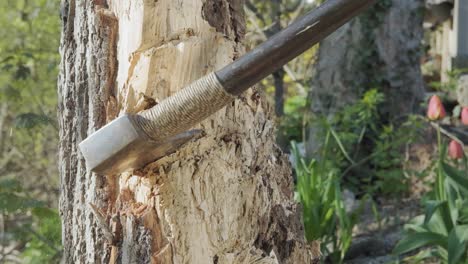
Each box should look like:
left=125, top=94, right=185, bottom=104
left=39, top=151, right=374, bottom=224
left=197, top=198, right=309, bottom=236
left=14, top=112, right=50, bottom=129
left=0, top=0, right=60, bottom=174
left=429, top=68, right=468, bottom=92
left=292, top=88, right=420, bottom=260
left=370, top=115, right=424, bottom=195
left=394, top=131, right=468, bottom=263
left=311, top=89, right=422, bottom=196
left=0, top=178, right=62, bottom=262
left=293, top=137, right=362, bottom=263
left=331, top=89, right=384, bottom=147
left=278, top=95, right=308, bottom=142
left=21, top=208, right=62, bottom=264
left=0, top=0, right=62, bottom=261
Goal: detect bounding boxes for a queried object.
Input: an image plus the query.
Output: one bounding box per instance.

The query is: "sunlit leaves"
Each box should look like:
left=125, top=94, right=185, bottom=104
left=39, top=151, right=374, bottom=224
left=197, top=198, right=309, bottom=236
left=0, top=0, right=62, bottom=261
left=0, top=85, right=22, bottom=101
left=293, top=138, right=360, bottom=264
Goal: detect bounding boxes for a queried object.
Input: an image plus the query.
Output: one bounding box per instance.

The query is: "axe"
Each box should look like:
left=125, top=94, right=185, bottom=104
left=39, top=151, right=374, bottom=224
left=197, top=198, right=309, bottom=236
left=80, top=0, right=375, bottom=175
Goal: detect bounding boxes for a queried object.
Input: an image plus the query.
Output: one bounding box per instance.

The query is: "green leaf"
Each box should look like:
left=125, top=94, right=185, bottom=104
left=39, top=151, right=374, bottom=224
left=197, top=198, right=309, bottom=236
left=438, top=201, right=455, bottom=233
left=0, top=193, right=44, bottom=213
left=329, top=125, right=355, bottom=165
left=0, top=55, right=14, bottom=63
left=453, top=105, right=462, bottom=118
left=442, top=163, right=468, bottom=192
left=22, top=52, right=34, bottom=59
left=0, top=193, right=25, bottom=212
left=14, top=64, right=31, bottom=80
left=403, top=249, right=437, bottom=264
left=14, top=113, right=49, bottom=129
left=2, top=63, right=14, bottom=71
left=23, top=198, right=45, bottom=209
left=0, top=179, right=22, bottom=193
left=424, top=201, right=452, bottom=226
left=405, top=223, right=428, bottom=233
left=393, top=232, right=447, bottom=255
left=448, top=226, right=468, bottom=264
left=0, top=85, right=21, bottom=101
left=32, top=207, right=57, bottom=219
left=458, top=200, right=468, bottom=224
left=428, top=213, right=451, bottom=236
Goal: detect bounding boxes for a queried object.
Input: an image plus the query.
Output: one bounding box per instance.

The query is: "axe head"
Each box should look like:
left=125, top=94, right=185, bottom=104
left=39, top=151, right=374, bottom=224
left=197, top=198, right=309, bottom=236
left=79, top=115, right=201, bottom=175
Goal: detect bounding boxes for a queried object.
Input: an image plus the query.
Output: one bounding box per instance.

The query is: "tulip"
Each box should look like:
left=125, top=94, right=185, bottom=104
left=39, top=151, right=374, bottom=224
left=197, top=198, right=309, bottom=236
left=448, top=140, right=464, bottom=159
left=461, top=107, right=468, bottom=126
left=427, top=95, right=446, bottom=120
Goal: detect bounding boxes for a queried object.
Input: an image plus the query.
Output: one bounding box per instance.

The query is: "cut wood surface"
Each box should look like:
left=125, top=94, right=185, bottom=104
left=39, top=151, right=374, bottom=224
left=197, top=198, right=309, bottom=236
left=58, top=0, right=318, bottom=263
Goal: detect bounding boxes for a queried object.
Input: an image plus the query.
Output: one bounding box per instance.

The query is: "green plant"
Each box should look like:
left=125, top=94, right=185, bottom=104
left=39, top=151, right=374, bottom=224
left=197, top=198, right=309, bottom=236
left=312, top=89, right=422, bottom=196
left=394, top=100, right=468, bottom=263
left=278, top=95, right=308, bottom=143
left=394, top=158, right=468, bottom=263
left=0, top=0, right=61, bottom=261
left=429, top=68, right=468, bottom=92
left=0, top=178, right=62, bottom=263
left=293, top=136, right=361, bottom=263
left=369, top=115, right=424, bottom=195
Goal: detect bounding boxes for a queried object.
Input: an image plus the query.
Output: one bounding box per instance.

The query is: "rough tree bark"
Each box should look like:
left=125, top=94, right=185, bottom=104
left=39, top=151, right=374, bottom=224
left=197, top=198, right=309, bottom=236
left=58, top=0, right=318, bottom=263
left=307, top=0, right=426, bottom=156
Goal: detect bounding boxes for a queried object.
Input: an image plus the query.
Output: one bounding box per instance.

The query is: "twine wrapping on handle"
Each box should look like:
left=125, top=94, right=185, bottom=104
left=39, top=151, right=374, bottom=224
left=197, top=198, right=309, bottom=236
left=133, top=72, right=235, bottom=142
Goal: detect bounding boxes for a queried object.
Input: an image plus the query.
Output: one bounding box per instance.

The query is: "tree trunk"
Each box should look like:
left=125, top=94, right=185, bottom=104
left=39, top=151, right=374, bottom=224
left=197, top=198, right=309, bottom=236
left=58, top=0, right=318, bottom=263
left=307, top=0, right=425, bottom=156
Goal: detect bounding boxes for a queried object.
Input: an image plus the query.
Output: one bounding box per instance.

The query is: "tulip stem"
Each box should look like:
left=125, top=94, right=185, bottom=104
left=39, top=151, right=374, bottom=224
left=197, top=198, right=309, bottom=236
left=435, top=127, right=446, bottom=201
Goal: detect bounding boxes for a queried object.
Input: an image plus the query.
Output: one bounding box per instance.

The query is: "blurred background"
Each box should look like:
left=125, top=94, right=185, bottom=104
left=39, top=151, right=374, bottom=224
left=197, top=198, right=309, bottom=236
left=1, top=0, right=467, bottom=263
left=0, top=0, right=61, bottom=263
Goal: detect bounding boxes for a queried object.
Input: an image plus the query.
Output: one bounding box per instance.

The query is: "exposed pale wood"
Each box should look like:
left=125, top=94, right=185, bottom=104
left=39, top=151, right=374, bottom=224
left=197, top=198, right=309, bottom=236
left=58, top=0, right=317, bottom=263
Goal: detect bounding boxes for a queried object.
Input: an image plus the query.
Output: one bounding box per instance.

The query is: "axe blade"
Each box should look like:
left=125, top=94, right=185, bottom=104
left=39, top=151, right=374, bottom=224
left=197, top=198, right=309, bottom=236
left=79, top=115, right=201, bottom=175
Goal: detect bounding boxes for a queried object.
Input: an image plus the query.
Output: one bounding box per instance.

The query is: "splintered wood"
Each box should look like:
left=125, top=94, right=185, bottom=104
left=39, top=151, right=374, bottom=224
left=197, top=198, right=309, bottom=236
left=59, top=0, right=318, bottom=263
left=107, top=0, right=315, bottom=263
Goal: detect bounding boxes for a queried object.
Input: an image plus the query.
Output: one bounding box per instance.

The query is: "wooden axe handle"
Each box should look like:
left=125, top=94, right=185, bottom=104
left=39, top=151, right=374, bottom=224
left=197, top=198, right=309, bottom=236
left=135, top=0, right=375, bottom=141
left=217, top=0, right=375, bottom=95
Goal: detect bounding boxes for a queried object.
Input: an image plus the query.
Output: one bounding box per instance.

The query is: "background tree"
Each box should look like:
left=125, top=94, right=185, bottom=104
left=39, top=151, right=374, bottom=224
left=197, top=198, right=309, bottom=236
left=307, top=0, right=426, bottom=192
left=58, top=0, right=318, bottom=263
